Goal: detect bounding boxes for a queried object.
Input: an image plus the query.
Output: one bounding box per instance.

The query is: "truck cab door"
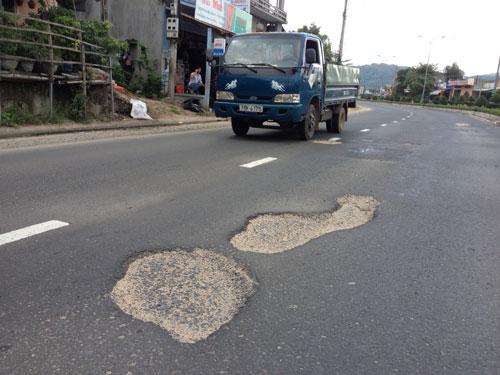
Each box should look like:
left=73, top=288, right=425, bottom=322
left=303, top=39, right=323, bottom=107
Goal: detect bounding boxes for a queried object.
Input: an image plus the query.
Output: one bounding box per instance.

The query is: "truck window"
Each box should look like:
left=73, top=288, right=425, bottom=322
left=305, top=39, right=321, bottom=65
left=224, top=34, right=302, bottom=68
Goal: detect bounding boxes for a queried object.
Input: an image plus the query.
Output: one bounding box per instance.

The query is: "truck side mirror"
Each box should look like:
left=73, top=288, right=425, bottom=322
left=206, top=48, right=214, bottom=62
left=306, top=49, right=317, bottom=65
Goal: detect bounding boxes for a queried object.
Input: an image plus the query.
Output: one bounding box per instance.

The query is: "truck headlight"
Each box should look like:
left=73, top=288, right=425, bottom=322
left=274, top=94, right=300, bottom=103
left=216, top=91, right=235, bottom=101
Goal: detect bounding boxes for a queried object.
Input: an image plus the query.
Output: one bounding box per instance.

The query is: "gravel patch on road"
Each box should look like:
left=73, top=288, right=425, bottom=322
left=311, top=139, right=343, bottom=145
left=231, top=195, right=379, bottom=254
left=111, top=249, right=256, bottom=344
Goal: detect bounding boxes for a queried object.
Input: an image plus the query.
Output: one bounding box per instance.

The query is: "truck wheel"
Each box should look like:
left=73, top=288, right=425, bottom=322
left=231, top=118, right=250, bottom=136
left=328, top=107, right=346, bottom=133
left=298, top=104, right=317, bottom=140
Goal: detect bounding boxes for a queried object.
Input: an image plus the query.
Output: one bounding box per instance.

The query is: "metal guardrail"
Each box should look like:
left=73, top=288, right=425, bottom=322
left=250, top=0, right=287, bottom=23
left=0, top=10, right=115, bottom=123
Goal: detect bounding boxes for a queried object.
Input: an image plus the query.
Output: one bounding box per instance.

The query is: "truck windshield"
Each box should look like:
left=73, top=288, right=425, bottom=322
left=224, top=35, right=302, bottom=68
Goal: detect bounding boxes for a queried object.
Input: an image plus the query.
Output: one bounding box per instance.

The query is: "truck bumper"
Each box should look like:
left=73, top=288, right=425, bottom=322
left=214, top=102, right=304, bottom=123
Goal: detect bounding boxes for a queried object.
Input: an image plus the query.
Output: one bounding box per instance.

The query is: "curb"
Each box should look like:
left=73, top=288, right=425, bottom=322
left=0, top=118, right=229, bottom=139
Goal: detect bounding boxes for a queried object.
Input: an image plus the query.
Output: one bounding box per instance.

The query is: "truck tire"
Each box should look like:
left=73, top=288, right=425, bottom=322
left=298, top=104, right=317, bottom=140
left=231, top=118, right=250, bottom=136
left=327, top=107, right=346, bottom=133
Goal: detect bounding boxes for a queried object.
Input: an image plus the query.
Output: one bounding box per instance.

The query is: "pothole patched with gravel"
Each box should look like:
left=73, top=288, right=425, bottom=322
left=111, top=249, right=256, bottom=344
left=231, top=195, right=379, bottom=254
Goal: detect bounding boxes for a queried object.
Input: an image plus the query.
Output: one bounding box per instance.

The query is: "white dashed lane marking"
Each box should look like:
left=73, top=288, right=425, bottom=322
left=0, top=220, right=69, bottom=246
left=380, top=124, right=387, bottom=127
left=393, top=121, right=399, bottom=123
left=329, top=137, right=341, bottom=142
left=360, top=129, right=371, bottom=132
left=240, top=157, right=277, bottom=168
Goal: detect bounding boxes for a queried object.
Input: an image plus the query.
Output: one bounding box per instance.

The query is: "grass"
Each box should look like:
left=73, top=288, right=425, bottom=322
left=170, top=107, right=181, bottom=115
left=0, top=106, right=104, bottom=127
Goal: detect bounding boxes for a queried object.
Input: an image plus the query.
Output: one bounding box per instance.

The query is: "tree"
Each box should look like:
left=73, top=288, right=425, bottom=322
left=403, top=63, right=438, bottom=101
left=297, top=23, right=336, bottom=63
left=443, top=62, right=465, bottom=81
left=394, top=68, right=409, bottom=96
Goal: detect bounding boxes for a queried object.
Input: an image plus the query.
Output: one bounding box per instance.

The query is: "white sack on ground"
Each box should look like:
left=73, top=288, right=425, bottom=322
left=130, top=99, right=153, bottom=120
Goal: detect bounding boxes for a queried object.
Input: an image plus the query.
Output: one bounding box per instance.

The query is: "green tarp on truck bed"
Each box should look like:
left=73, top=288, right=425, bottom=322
left=326, top=65, right=360, bottom=86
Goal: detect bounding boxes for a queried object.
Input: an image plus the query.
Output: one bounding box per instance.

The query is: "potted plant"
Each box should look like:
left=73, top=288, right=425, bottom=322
left=17, top=18, right=47, bottom=72
left=28, top=0, right=36, bottom=9
left=0, top=10, right=19, bottom=71
left=41, top=7, right=80, bottom=74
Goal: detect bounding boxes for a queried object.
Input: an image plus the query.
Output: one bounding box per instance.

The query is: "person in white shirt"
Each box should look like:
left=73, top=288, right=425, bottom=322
left=188, top=67, right=204, bottom=94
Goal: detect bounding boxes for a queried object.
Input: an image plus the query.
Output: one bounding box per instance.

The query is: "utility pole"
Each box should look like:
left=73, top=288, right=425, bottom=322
left=167, top=0, right=179, bottom=100
left=493, top=55, right=500, bottom=96
left=337, top=0, right=348, bottom=64
left=418, top=35, right=446, bottom=104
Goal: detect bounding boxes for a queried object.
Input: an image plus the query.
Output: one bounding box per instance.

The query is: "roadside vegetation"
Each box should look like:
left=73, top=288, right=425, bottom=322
left=362, top=61, right=500, bottom=117
left=361, top=92, right=500, bottom=116
left=1, top=5, right=165, bottom=127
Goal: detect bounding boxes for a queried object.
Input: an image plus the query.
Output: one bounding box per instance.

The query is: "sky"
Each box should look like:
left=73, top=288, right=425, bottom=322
left=285, top=0, right=500, bottom=76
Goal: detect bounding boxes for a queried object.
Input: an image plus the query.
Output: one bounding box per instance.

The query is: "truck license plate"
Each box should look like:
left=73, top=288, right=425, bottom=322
left=239, top=104, right=263, bottom=113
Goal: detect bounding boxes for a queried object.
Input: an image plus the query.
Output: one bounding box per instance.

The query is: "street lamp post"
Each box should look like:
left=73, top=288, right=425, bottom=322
left=493, top=55, right=500, bottom=96
left=419, top=35, right=446, bottom=104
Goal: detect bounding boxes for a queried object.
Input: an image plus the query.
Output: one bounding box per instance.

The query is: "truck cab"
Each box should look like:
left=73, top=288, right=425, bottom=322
left=209, top=32, right=358, bottom=140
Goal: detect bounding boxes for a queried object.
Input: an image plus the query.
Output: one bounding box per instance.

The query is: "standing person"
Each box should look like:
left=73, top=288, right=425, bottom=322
left=188, top=67, right=204, bottom=94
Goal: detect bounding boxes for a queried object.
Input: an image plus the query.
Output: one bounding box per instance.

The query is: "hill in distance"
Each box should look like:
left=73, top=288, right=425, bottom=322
left=467, top=73, right=497, bottom=80
left=355, top=63, right=404, bottom=90
left=356, top=63, right=498, bottom=89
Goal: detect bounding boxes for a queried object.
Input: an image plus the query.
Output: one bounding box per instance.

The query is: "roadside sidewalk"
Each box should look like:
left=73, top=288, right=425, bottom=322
left=0, top=114, right=229, bottom=139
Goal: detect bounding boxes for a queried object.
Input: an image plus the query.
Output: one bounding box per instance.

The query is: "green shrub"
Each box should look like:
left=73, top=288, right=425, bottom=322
left=17, top=17, right=48, bottom=61
left=432, top=96, right=440, bottom=104
left=474, top=96, right=488, bottom=107
left=457, top=95, right=466, bottom=106
left=112, top=64, right=132, bottom=89
left=132, top=43, right=162, bottom=98
left=490, top=93, right=500, bottom=108
left=467, top=95, right=475, bottom=106
left=69, top=90, right=87, bottom=121
left=1, top=107, right=33, bottom=127
left=0, top=10, right=18, bottom=56
left=439, top=96, right=448, bottom=105
left=80, top=20, right=127, bottom=64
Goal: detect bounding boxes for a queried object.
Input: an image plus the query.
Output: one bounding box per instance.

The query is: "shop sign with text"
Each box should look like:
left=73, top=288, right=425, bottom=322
left=195, top=0, right=226, bottom=29
left=230, top=0, right=250, bottom=13
left=213, top=38, right=226, bottom=56
left=226, top=3, right=252, bottom=34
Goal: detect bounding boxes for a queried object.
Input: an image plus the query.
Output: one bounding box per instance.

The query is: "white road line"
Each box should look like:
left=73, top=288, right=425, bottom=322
left=360, top=129, right=371, bottom=132
left=393, top=121, right=399, bottom=123
left=402, top=118, right=406, bottom=121
left=380, top=124, right=387, bottom=127
left=240, top=157, right=277, bottom=168
left=328, top=137, right=341, bottom=142
left=0, top=220, right=69, bottom=247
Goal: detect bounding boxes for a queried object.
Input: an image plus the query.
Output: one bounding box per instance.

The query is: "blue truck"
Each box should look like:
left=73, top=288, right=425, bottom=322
left=207, top=32, right=360, bottom=140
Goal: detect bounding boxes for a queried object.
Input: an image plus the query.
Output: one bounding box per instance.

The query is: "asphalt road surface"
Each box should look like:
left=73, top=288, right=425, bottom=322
left=1, top=103, right=499, bottom=374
